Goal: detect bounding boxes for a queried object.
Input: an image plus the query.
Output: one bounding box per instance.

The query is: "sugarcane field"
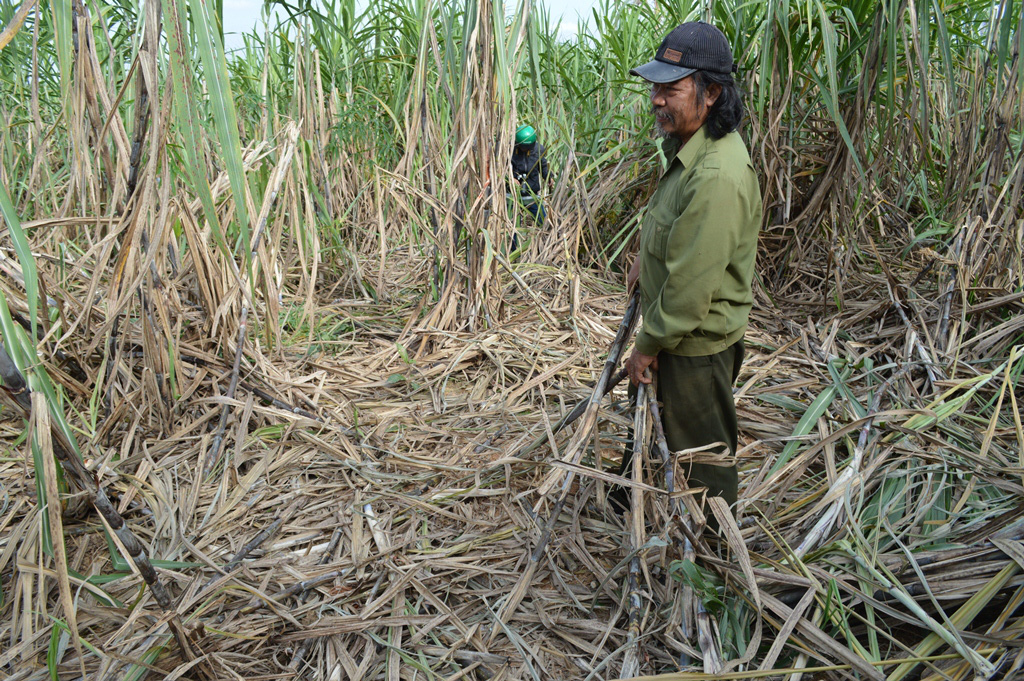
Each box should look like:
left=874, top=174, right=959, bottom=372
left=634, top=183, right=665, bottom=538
left=1, top=0, right=1023, bottom=679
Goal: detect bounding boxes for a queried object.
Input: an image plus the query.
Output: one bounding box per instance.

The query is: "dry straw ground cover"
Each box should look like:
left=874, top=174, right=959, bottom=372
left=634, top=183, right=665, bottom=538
left=2, top=242, right=1024, bottom=680
left=1, top=0, right=1023, bottom=679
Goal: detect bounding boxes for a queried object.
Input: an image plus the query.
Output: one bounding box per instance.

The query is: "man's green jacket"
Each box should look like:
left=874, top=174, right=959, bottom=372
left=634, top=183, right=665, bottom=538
left=635, top=125, right=762, bottom=357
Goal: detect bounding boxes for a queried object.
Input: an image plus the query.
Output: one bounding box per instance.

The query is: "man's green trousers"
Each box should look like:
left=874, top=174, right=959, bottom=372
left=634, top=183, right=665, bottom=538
left=621, top=339, right=744, bottom=507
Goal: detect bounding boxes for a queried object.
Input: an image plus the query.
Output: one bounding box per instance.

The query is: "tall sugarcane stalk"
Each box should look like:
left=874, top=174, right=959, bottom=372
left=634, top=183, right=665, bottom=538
left=645, top=383, right=694, bottom=665
left=645, top=378, right=728, bottom=670
left=620, top=378, right=649, bottom=677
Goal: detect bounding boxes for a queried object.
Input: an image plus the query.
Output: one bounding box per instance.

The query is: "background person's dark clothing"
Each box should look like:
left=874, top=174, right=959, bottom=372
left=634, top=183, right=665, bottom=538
left=509, top=142, right=550, bottom=248
left=511, top=142, right=549, bottom=196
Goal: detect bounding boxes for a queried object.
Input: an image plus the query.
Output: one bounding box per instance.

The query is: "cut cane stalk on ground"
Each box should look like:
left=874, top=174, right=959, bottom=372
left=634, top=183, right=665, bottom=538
left=491, top=289, right=639, bottom=637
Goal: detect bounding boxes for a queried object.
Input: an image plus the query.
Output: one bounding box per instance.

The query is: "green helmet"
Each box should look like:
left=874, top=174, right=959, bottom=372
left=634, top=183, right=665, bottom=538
left=515, top=125, right=537, bottom=145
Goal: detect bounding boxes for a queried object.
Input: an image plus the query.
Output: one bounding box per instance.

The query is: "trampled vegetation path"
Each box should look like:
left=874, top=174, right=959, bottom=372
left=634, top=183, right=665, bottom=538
left=0, top=0, right=1021, bottom=679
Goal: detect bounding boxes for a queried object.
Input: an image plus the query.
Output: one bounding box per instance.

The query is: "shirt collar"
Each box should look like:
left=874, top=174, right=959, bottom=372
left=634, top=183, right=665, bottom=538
left=675, top=124, right=711, bottom=169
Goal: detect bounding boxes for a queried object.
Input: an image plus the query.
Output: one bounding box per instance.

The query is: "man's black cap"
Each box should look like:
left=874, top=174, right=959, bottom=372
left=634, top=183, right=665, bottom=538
left=630, top=21, right=736, bottom=84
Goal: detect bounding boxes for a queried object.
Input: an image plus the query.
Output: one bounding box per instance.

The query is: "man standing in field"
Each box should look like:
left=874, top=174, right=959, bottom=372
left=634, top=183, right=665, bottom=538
left=623, top=22, right=762, bottom=513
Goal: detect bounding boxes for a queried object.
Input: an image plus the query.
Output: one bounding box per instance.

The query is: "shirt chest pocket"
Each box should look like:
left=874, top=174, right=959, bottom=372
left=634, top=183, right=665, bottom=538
left=645, top=205, right=676, bottom=261
left=645, top=163, right=689, bottom=261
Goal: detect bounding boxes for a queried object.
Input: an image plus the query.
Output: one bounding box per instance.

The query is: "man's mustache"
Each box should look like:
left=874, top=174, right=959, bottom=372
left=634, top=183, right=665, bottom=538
left=651, top=106, right=673, bottom=121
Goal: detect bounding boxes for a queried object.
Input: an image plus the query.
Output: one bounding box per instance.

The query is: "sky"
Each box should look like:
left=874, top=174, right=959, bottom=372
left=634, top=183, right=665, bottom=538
left=221, top=0, right=601, bottom=51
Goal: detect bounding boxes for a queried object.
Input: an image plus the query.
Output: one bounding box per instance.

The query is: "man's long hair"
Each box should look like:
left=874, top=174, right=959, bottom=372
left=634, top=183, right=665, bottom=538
left=694, top=70, right=744, bottom=139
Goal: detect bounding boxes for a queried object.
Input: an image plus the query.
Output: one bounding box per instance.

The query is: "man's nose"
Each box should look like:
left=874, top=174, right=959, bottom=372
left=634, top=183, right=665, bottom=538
left=650, top=86, right=666, bottom=106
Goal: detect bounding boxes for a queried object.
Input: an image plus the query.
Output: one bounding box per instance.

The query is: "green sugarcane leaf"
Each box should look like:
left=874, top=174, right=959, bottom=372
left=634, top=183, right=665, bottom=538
left=767, top=381, right=842, bottom=477
left=0, top=180, right=38, bottom=336
left=187, top=0, right=254, bottom=269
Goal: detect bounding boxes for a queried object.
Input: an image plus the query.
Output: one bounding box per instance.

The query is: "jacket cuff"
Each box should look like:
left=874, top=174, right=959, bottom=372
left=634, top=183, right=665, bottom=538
left=634, top=330, right=663, bottom=356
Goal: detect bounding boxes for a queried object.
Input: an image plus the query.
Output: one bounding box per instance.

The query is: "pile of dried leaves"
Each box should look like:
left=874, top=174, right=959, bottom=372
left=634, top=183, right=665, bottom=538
left=1, top=232, right=1023, bottom=680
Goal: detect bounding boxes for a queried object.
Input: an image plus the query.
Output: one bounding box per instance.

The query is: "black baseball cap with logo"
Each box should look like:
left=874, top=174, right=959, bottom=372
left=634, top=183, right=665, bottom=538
left=630, top=21, right=737, bottom=84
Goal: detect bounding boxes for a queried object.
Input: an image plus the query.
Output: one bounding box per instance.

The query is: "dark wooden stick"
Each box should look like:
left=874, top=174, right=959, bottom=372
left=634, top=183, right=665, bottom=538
left=288, top=526, right=345, bottom=671
left=511, top=368, right=628, bottom=460
left=202, top=496, right=307, bottom=591
left=203, top=306, right=247, bottom=476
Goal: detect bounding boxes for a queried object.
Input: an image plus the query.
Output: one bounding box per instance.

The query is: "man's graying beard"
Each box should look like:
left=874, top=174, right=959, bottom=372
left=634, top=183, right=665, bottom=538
left=651, top=105, right=672, bottom=139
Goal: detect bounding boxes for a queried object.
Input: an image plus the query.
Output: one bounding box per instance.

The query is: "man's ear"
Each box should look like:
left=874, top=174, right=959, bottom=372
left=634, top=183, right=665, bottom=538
left=706, top=82, right=723, bottom=108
